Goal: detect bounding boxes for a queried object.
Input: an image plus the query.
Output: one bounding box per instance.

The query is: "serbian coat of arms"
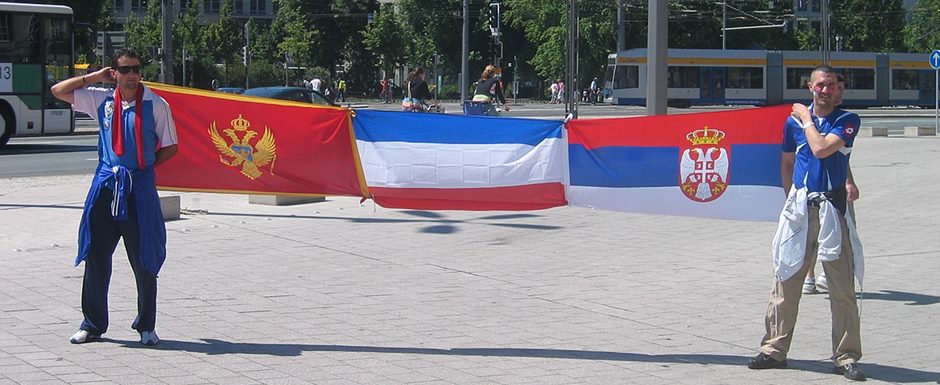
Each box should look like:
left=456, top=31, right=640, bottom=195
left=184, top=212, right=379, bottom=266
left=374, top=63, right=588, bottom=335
left=679, top=126, right=729, bottom=202
left=209, top=114, right=277, bottom=180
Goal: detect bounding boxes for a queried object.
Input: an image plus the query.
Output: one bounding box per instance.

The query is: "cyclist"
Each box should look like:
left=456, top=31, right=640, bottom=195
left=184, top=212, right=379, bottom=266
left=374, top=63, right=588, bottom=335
left=472, top=64, right=509, bottom=116
left=402, top=68, right=435, bottom=112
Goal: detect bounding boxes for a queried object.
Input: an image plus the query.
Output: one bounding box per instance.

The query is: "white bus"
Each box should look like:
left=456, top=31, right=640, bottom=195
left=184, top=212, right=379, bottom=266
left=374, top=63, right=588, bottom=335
left=0, top=2, right=74, bottom=147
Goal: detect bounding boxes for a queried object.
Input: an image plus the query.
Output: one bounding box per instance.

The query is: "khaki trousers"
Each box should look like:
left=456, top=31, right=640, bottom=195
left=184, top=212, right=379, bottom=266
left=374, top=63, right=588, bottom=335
left=760, top=206, right=862, bottom=366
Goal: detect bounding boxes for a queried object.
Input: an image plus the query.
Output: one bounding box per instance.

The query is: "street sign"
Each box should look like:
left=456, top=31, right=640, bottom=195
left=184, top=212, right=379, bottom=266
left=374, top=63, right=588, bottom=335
left=931, top=50, right=940, bottom=69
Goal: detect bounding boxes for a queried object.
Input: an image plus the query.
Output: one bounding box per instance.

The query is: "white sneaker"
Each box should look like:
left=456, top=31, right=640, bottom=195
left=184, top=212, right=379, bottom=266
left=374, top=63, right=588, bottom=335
left=802, top=279, right=819, bottom=294
left=140, top=330, right=159, bottom=346
left=69, top=329, right=100, bottom=344
left=816, top=275, right=829, bottom=291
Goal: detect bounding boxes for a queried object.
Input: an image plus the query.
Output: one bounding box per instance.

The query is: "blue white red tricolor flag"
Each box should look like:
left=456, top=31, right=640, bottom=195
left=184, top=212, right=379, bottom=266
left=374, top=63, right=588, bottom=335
left=566, top=105, right=792, bottom=221
left=353, top=110, right=567, bottom=210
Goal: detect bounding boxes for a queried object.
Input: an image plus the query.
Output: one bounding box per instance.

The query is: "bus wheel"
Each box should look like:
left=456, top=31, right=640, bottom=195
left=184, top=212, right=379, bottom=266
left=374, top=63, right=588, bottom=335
left=0, top=105, right=13, bottom=147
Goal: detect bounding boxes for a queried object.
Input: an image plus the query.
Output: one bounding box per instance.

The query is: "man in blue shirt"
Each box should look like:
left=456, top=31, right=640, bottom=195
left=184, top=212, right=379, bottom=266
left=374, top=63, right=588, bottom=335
left=748, top=65, right=866, bottom=381
left=51, top=48, right=178, bottom=346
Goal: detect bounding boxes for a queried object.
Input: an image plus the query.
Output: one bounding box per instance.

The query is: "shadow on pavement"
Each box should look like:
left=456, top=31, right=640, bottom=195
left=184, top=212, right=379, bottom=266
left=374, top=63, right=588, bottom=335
left=0, top=143, right=97, bottom=155
left=859, top=290, right=940, bottom=306
left=106, top=339, right=940, bottom=383
left=0, top=203, right=84, bottom=211
left=206, top=211, right=564, bottom=233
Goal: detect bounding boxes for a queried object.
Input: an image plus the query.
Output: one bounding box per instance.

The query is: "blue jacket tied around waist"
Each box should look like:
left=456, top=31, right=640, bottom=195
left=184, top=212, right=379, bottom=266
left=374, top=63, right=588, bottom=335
left=75, top=164, right=167, bottom=275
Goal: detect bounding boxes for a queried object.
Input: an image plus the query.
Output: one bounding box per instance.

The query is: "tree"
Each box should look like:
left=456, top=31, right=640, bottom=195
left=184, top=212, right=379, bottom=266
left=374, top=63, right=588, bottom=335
left=831, top=0, right=905, bottom=52
left=903, top=0, right=940, bottom=53
left=273, top=0, right=318, bottom=70
left=124, top=0, right=162, bottom=79
left=175, top=0, right=203, bottom=86
left=200, top=0, right=240, bottom=85
left=363, top=3, right=406, bottom=79
left=331, top=0, right=380, bottom=93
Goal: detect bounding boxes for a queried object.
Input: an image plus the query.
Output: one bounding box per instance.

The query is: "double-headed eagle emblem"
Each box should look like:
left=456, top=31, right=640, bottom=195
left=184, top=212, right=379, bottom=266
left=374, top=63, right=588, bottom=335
left=209, top=114, right=277, bottom=180
left=679, top=126, right=729, bottom=202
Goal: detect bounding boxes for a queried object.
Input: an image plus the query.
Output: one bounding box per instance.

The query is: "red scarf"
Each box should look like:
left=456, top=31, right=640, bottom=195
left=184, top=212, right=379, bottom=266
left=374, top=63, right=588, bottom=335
left=112, top=86, right=146, bottom=170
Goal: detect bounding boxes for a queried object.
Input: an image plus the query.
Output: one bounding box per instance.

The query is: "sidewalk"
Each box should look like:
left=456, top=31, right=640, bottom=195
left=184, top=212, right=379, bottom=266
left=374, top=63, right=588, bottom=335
left=1, top=136, right=938, bottom=384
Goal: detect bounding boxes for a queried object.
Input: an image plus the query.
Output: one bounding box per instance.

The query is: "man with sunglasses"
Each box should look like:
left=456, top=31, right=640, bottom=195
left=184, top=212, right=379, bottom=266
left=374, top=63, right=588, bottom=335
left=747, top=65, right=865, bottom=381
left=51, top=48, right=178, bottom=346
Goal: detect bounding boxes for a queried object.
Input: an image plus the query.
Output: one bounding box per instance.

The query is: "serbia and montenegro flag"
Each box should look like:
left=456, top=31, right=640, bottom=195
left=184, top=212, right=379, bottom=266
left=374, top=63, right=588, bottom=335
left=353, top=110, right=568, bottom=211
left=566, top=105, right=791, bottom=221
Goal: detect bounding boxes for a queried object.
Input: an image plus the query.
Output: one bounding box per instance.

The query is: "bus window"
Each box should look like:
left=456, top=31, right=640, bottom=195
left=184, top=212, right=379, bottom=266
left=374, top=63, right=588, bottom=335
left=892, top=69, right=919, bottom=90
left=0, top=13, right=41, bottom=63
left=44, top=16, right=71, bottom=109
left=668, top=66, right=699, bottom=88
left=786, top=67, right=812, bottom=89
left=841, top=68, right=874, bottom=90
left=614, top=65, right=638, bottom=89
left=727, top=67, right=763, bottom=89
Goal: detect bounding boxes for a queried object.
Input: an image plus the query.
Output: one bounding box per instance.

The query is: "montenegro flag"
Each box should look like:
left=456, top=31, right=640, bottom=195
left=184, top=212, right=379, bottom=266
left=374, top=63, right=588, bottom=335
left=148, top=83, right=368, bottom=198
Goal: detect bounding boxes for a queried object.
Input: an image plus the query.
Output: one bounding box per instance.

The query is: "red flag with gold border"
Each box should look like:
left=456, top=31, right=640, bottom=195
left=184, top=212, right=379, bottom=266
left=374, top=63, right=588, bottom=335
left=148, top=83, right=368, bottom=197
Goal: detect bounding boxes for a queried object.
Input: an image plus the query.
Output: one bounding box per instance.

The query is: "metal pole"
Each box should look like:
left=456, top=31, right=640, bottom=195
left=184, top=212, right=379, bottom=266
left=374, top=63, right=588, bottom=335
left=244, top=20, right=250, bottom=89
left=935, top=69, right=938, bottom=134
left=182, top=47, right=186, bottom=87
left=566, top=0, right=578, bottom=119
left=616, top=0, right=625, bottom=52
left=160, top=0, right=174, bottom=84
left=821, top=0, right=829, bottom=64
left=461, top=0, right=469, bottom=102
left=722, top=0, right=726, bottom=50
left=646, top=0, right=667, bottom=116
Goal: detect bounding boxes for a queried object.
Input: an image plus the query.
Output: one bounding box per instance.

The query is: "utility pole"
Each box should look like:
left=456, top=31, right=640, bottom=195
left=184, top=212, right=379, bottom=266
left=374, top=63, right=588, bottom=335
left=566, top=0, right=578, bottom=119
left=461, top=0, right=469, bottom=102
left=616, top=0, right=625, bottom=52
left=647, top=0, right=667, bottom=116
left=722, top=1, right=727, bottom=50
left=160, top=0, right=174, bottom=84
left=182, top=46, right=187, bottom=87
left=244, top=20, right=250, bottom=89
left=820, top=0, right=830, bottom=64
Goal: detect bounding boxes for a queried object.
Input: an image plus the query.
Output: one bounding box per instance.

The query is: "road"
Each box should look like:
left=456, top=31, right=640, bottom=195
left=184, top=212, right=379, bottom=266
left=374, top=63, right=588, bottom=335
left=1, top=103, right=936, bottom=178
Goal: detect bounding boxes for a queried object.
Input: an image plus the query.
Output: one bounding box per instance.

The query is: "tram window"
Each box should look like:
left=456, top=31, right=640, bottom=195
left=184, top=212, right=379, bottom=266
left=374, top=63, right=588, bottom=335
left=727, top=67, right=763, bottom=89
left=615, top=65, right=639, bottom=89
left=668, top=66, right=699, bottom=88
left=786, top=68, right=812, bottom=89
left=841, top=68, right=874, bottom=90
left=891, top=69, right=919, bottom=90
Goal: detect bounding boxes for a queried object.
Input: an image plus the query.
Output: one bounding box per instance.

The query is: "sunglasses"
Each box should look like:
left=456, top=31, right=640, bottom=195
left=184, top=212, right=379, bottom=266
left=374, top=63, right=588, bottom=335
left=115, top=65, right=141, bottom=74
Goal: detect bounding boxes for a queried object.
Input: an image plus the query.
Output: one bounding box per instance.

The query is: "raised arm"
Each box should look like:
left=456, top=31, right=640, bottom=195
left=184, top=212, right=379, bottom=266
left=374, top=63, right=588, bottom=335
left=51, top=67, right=115, bottom=105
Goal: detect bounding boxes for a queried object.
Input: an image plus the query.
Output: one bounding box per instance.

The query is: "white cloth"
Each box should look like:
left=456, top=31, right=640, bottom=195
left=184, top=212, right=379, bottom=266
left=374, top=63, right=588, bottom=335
left=771, top=187, right=864, bottom=285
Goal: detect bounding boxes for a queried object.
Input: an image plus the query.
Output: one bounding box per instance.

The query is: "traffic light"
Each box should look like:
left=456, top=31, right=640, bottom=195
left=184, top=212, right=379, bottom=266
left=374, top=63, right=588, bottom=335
left=488, top=2, right=500, bottom=37
left=242, top=45, right=248, bottom=66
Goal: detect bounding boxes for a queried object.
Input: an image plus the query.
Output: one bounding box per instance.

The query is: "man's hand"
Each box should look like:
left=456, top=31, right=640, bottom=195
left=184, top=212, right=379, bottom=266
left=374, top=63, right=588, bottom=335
left=88, top=67, right=116, bottom=84
left=846, top=181, right=859, bottom=202
left=791, top=103, right=811, bottom=125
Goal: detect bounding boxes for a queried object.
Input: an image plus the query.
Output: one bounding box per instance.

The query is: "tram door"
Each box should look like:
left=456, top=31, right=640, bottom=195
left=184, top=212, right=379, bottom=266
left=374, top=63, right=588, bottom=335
left=701, top=68, right=726, bottom=105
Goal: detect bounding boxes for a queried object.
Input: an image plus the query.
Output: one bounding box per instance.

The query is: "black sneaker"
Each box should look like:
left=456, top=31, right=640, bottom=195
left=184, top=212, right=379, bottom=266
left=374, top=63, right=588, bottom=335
left=748, top=352, right=788, bottom=369
left=834, top=363, right=866, bottom=381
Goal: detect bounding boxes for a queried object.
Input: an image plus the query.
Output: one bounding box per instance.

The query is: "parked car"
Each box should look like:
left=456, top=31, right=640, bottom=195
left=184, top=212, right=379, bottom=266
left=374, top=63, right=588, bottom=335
left=241, top=86, right=336, bottom=107
left=216, top=87, right=245, bottom=94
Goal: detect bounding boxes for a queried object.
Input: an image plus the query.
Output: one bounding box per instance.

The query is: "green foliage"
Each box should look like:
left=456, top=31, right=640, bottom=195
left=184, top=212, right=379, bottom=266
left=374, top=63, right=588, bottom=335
left=99, top=0, right=922, bottom=91
left=363, top=3, right=406, bottom=77
left=831, top=0, right=905, bottom=52
left=124, top=0, right=162, bottom=77
left=273, top=0, right=318, bottom=68
left=903, top=0, right=940, bottom=52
